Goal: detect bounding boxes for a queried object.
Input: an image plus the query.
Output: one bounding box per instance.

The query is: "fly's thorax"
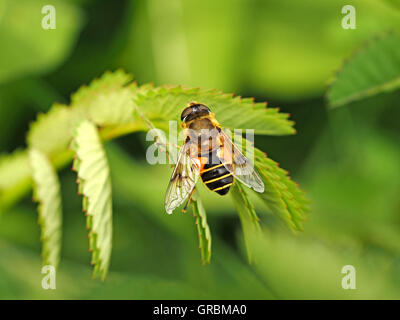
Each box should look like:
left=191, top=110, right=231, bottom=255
left=187, top=117, right=214, bottom=131
left=183, top=124, right=221, bottom=156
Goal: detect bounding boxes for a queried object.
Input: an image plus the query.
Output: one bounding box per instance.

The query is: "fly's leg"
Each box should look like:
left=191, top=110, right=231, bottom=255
left=154, top=140, right=181, bottom=164
left=182, top=187, right=196, bottom=213
left=134, top=106, right=181, bottom=163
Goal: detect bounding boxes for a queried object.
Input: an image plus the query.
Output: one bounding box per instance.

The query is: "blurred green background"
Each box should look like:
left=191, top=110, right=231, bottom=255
left=1, top=0, right=400, bottom=299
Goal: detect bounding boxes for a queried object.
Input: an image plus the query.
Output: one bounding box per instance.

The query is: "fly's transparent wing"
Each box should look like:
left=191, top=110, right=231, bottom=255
left=217, top=130, right=264, bottom=193
left=164, top=142, right=200, bottom=214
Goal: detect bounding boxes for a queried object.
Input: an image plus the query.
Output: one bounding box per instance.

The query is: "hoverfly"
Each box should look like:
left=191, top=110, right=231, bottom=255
left=165, top=102, right=265, bottom=214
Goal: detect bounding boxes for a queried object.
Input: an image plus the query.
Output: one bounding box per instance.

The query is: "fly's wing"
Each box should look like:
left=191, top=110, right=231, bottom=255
left=164, top=142, right=200, bottom=214
left=217, top=130, right=264, bottom=193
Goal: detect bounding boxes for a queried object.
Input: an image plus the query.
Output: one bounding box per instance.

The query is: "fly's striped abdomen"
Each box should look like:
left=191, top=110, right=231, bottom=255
left=200, top=151, right=233, bottom=195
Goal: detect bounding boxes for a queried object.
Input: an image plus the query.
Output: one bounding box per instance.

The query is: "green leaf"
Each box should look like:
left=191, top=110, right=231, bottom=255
left=27, top=104, right=78, bottom=159
left=71, top=120, right=113, bottom=280
left=134, top=85, right=295, bottom=135
left=27, top=70, right=140, bottom=162
left=254, top=147, right=309, bottom=231
left=237, top=137, right=309, bottom=231
left=29, top=149, right=62, bottom=268
left=87, top=87, right=137, bottom=126
left=191, top=193, right=212, bottom=264
left=71, top=70, right=138, bottom=126
left=71, top=70, right=133, bottom=105
left=0, top=0, right=83, bottom=83
left=327, top=32, right=400, bottom=108
left=230, top=181, right=261, bottom=263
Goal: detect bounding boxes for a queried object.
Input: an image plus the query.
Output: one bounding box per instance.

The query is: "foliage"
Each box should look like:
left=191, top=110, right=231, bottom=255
left=133, top=85, right=295, bottom=135
left=2, top=0, right=399, bottom=299
left=230, top=182, right=261, bottom=262
left=327, top=32, right=400, bottom=108
left=191, top=193, right=212, bottom=265
left=254, top=148, right=309, bottom=231
left=29, top=149, right=62, bottom=268
left=72, top=120, right=113, bottom=280
left=0, top=70, right=307, bottom=279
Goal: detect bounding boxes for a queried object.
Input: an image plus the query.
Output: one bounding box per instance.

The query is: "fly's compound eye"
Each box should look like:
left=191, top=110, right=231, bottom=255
left=181, top=103, right=211, bottom=122
left=181, top=106, right=193, bottom=121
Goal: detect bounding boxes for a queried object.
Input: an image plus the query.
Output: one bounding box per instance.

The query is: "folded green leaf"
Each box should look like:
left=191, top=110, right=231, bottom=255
left=29, top=149, right=62, bottom=268
left=230, top=181, right=261, bottom=262
left=327, top=32, right=400, bottom=108
left=191, top=193, right=212, bottom=265
left=71, top=69, right=138, bottom=126
left=71, top=69, right=133, bottom=107
left=28, top=104, right=79, bottom=159
left=71, top=120, right=113, bottom=280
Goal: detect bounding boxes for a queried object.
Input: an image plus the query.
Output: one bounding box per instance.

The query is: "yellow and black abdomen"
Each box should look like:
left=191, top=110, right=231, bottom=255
left=200, top=151, right=233, bottom=195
